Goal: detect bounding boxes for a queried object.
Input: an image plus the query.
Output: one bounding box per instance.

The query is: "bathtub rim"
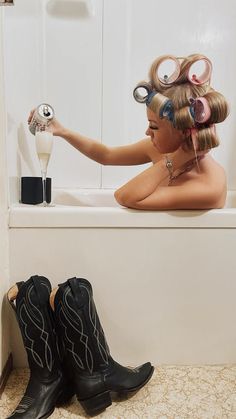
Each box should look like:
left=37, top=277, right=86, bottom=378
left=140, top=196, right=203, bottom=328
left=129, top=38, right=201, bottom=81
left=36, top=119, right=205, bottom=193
left=9, top=190, right=236, bottom=229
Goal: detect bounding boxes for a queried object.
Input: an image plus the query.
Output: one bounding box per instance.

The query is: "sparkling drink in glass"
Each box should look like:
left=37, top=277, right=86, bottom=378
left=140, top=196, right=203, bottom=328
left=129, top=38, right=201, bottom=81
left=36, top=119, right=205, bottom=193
left=35, top=129, right=53, bottom=206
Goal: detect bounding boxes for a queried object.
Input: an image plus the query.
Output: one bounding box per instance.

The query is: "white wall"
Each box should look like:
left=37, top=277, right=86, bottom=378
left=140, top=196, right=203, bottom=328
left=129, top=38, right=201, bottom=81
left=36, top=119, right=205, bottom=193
left=102, top=0, right=236, bottom=189
left=3, top=0, right=236, bottom=201
left=4, top=0, right=103, bottom=202
left=0, top=9, right=11, bottom=374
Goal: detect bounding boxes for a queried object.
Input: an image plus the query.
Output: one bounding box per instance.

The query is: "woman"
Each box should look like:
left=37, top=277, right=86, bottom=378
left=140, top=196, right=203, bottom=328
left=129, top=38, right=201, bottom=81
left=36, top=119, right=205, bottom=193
left=29, top=54, right=229, bottom=210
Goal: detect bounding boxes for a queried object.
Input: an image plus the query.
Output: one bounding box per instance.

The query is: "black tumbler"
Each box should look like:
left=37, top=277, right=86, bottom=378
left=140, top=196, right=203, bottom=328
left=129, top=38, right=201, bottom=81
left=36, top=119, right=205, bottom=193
left=21, top=177, right=52, bottom=205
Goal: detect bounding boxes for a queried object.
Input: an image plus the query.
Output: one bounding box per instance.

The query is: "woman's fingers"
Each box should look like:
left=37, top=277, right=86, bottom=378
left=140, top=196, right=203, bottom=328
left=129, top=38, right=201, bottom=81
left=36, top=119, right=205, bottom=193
left=28, top=109, right=36, bottom=124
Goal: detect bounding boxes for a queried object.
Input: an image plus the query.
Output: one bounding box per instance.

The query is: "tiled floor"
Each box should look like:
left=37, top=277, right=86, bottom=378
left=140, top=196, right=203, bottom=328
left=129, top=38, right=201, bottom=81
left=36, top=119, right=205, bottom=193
left=1, top=365, right=236, bottom=418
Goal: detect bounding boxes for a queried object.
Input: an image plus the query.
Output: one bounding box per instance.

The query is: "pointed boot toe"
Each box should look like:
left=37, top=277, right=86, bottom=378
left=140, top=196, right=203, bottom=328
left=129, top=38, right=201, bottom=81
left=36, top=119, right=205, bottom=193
left=123, top=361, right=155, bottom=393
left=104, top=359, right=154, bottom=394
left=53, top=277, right=154, bottom=416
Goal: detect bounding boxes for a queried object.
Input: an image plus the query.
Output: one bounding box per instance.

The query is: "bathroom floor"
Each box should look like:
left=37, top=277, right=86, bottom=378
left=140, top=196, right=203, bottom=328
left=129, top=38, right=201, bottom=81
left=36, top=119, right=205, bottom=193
left=1, top=365, right=236, bottom=418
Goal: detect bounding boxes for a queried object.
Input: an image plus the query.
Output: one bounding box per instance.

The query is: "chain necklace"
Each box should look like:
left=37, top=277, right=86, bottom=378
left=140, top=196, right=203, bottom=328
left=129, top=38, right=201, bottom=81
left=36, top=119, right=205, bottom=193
left=168, top=155, right=205, bottom=185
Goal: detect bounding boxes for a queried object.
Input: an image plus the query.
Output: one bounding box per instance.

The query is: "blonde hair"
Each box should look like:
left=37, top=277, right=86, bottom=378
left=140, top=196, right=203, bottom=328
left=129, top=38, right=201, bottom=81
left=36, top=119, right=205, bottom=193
left=146, top=54, right=229, bottom=151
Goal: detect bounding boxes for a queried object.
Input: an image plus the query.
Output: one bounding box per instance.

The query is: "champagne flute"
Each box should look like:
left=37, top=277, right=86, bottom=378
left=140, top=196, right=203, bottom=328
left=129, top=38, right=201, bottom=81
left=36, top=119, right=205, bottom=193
left=35, top=128, right=54, bottom=206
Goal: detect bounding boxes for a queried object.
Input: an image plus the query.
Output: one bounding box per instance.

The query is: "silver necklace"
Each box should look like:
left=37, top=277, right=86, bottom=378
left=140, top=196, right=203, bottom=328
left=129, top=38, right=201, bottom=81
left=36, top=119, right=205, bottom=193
left=168, top=155, right=204, bottom=185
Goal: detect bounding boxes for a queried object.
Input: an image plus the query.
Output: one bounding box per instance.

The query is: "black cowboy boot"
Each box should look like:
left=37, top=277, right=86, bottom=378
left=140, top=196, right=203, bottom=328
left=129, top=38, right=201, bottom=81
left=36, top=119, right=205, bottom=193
left=52, top=277, right=154, bottom=416
left=7, top=275, right=74, bottom=419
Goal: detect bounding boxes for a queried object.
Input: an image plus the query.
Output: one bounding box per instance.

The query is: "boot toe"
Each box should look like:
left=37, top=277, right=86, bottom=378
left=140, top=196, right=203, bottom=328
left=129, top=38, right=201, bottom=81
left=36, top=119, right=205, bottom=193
left=139, top=361, right=154, bottom=375
left=131, top=361, right=154, bottom=391
left=107, top=360, right=154, bottom=394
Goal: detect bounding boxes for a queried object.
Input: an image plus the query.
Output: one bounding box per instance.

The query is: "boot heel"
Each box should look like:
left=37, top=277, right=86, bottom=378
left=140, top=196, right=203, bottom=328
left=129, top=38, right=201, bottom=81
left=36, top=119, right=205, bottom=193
left=79, top=391, right=112, bottom=415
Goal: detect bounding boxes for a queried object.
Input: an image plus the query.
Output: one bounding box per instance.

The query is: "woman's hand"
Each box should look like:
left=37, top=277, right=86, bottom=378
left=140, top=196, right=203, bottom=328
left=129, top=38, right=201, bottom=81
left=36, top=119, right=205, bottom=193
left=28, top=109, right=66, bottom=137
left=27, top=109, right=35, bottom=125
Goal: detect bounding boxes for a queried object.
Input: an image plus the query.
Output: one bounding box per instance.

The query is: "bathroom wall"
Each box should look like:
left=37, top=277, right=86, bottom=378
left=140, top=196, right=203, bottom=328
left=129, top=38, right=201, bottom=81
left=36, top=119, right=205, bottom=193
left=0, top=9, right=11, bottom=375
left=4, top=0, right=103, bottom=202
left=3, top=0, right=236, bottom=201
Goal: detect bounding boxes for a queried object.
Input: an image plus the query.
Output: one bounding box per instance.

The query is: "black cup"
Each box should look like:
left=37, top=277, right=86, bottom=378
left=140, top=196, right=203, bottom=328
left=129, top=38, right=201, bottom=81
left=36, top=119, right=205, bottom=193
left=21, top=177, right=52, bottom=205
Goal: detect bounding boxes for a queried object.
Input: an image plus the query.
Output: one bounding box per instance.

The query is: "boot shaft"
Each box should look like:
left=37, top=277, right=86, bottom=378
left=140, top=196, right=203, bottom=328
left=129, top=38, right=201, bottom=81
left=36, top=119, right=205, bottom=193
left=52, top=277, right=154, bottom=415
left=54, top=277, right=111, bottom=374
left=8, top=275, right=60, bottom=373
left=7, top=276, right=75, bottom=418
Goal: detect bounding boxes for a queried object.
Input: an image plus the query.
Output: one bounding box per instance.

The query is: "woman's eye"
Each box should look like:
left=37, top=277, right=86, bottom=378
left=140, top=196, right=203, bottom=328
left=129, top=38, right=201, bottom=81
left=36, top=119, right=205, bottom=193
left=149, top=125, right=158, bottom=130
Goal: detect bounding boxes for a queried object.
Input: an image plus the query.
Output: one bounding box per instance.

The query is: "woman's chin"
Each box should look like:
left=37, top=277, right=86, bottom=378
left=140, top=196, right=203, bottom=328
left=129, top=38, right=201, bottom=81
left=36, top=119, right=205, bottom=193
left=153, top=142, right=164, bottom=153
left=152, top=140, right=171, bottom=154
left=152, top=141, right=160, bottom=150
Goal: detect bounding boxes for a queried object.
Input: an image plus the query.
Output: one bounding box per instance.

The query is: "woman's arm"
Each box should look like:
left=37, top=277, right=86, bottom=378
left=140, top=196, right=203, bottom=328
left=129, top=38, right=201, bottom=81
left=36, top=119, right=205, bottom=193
left=116, top=180, right=225, bottom=210
left=60, top=128, right=154, bottom=165
left=114, top=153, right=225, bottom=210
left=28, top=111, right=155, bottom=166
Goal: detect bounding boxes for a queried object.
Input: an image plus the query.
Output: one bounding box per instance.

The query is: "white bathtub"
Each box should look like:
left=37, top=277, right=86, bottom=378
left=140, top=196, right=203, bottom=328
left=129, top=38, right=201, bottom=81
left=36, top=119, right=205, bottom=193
left=9, top=189, right=236, bottom=228
left=8, top=189, right=236, bottom=367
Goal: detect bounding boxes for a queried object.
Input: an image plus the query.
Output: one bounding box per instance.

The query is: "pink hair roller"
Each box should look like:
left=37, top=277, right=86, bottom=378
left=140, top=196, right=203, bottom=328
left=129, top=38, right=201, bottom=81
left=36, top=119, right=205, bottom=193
left=187, top=58, right=212, bottom=85
left=193, top=97, right=211, bottom=123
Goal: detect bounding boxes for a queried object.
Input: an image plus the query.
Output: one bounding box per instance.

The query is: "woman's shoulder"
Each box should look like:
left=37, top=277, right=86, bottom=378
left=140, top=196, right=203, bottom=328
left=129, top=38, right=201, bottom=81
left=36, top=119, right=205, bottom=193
left=171, top=155, right=227, bottom=208
left=201, top=155, right=226, bottom=182
left=192, top=155, right=227, bottom=207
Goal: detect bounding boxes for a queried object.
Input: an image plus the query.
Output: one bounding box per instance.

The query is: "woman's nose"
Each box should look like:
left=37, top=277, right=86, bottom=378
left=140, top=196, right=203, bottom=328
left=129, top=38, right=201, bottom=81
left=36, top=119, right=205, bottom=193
left=146, top=127, right=151, bottom=136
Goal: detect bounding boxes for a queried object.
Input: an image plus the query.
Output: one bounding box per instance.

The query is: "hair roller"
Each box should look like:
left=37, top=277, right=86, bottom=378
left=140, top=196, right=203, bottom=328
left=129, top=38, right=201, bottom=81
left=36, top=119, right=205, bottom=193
left=149, top=55, right=180, bottom=91
left=148, top=93, right=174, bottom=122
left=160, top=100, right=174, bottom=121
left=133, top=81, right=153, bottom=103
left=190, top=97, right=211, bottom=123
left=203, top=91, right=229, bottom=124
left=133, top=80, right=175, bottom=122
left=187, top=57, right=212, bottom=85
left=174, top=106, right=194, bottom=130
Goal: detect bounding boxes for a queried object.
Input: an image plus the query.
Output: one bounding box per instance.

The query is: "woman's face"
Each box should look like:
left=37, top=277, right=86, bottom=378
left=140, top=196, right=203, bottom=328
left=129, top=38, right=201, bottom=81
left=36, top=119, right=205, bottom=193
left=146, top=107, right=184, bottom=154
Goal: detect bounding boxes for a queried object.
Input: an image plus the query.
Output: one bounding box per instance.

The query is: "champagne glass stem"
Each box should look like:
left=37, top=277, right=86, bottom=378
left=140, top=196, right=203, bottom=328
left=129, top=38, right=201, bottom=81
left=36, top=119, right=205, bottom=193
left=42, top=171, right=47, bottom=207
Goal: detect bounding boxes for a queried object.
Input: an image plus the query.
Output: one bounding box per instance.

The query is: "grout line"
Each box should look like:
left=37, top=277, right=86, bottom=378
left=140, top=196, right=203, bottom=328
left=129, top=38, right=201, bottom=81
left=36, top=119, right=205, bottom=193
left=100, top=0, right=104, bottom=189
